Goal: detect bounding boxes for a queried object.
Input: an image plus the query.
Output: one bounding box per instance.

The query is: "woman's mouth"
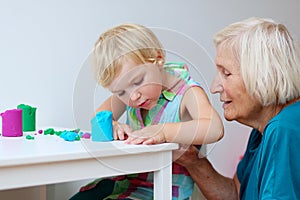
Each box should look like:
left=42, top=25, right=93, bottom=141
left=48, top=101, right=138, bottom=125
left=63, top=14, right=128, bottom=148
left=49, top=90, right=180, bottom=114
left=222, top=101, right=232, bottom=109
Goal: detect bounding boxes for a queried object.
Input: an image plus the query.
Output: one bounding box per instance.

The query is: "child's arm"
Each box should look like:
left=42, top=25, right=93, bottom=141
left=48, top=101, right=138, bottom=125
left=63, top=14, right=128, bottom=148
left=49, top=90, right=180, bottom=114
left=95, top=95, right=132, bottom=140
left=125, top=87, right=224, bottom=145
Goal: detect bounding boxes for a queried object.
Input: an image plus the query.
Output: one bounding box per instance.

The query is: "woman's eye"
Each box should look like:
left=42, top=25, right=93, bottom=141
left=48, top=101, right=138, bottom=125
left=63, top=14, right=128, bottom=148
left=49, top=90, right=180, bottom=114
left=134, top=78, right=144, bottom=85
left=222, top=70, right=231, bottom=77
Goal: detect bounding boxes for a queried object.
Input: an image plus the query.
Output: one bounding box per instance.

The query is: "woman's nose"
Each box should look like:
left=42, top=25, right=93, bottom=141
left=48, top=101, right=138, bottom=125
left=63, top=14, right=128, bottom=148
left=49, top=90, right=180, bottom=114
left=210, top=74, right=223, bottom=94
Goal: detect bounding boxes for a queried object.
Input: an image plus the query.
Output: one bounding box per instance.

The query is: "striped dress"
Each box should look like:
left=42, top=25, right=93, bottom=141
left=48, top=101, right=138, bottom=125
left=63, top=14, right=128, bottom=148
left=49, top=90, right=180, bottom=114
left=79, top=62, right=201, bottom=200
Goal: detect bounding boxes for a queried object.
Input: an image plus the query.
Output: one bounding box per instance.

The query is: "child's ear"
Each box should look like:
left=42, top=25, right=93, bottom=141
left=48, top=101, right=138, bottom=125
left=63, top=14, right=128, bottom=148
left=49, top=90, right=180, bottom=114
left=156, top=51, right=165, bottom=67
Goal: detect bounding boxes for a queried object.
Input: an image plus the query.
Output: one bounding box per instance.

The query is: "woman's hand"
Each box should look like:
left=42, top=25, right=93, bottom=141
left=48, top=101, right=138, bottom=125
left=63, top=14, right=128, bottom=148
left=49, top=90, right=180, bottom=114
left=113, top=122, right=133, bottom=140
left=173, top=145, right=202, bottom=168
left=125, top=124, right=166, bottom=145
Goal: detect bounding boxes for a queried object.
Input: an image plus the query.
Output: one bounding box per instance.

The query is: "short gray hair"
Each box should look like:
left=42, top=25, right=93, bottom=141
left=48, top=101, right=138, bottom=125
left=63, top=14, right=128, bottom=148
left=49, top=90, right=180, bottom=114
left=214, top=17, right=300, bottom=106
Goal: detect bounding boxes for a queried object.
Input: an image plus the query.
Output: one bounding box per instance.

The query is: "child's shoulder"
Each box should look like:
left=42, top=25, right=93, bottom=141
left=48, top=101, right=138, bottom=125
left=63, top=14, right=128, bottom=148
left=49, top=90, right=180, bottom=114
left=164, top=62, right=189, bottom=71
left=164, top=62, right=201, bottom=88
left=164, top=62, right=190, bottom=79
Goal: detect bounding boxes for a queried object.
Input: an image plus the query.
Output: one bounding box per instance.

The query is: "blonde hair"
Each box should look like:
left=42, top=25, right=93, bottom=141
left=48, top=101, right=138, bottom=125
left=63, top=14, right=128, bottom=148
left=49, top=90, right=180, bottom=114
left=92, top=23, right=165, bottom=87
left=213, top=17, right=300, bottom=106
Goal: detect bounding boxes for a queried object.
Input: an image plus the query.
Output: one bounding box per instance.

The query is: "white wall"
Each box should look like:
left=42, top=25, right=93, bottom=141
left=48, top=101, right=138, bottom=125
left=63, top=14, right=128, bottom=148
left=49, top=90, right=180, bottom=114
left=1, top=0, right=300, bottom=199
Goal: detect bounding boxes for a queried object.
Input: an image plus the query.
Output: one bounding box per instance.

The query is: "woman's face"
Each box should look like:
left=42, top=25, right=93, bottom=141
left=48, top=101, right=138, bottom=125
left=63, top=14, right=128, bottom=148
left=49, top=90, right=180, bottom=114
left=210, top=45, right=262, bottom=124
left=108, top=57, right=163, bottom=110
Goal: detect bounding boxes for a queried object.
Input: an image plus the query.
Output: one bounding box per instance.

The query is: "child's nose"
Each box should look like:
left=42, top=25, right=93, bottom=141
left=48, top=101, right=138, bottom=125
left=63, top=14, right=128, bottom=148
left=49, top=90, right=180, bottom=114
left=130, top=90, right=141, bottom=101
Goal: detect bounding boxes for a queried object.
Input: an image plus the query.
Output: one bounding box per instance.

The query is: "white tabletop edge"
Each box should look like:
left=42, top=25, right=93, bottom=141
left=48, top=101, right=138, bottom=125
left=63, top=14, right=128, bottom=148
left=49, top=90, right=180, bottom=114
left=0, top=139, right=178, bottom=167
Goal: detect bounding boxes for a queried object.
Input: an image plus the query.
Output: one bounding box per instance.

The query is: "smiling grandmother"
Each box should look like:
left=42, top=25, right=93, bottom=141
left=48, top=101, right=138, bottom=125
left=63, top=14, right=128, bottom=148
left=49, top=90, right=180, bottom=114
left=175, top=17, right=300, bottom=200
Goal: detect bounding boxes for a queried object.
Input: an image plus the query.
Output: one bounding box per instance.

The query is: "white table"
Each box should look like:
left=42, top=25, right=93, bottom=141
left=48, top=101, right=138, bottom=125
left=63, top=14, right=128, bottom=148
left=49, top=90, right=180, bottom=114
left=0, top=131, right=178, bottom=199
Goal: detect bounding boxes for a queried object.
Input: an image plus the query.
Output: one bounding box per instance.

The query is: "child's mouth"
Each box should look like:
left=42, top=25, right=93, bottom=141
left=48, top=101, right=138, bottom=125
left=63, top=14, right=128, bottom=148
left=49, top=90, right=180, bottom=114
left=139, top=100, right=149, bottom=107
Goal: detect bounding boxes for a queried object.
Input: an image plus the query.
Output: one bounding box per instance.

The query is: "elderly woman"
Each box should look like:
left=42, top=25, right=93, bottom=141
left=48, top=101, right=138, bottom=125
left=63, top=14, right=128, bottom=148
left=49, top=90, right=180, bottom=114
left=176, top=17, right=300, bottom=199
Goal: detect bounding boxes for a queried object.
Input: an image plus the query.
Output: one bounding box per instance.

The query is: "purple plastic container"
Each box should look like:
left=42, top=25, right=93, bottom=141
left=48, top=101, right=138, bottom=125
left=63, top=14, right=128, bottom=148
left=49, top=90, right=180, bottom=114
left=0, top=109, right=23, bottom=137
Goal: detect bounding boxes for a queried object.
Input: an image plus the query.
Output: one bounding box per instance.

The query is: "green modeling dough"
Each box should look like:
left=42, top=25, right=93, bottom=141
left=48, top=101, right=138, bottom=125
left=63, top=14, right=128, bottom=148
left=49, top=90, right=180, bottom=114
left=44, top=128, right=55, bottom=135
left=17, top=104, right=37, bottom=131
left=26, top=135, right=35, bottom=140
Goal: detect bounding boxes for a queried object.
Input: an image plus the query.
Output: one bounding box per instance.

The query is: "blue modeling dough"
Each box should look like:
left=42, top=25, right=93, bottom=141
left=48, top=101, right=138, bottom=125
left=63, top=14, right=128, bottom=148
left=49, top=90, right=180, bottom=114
left=60, top=131, right=80, bottom=142
left=91, top=110, right=113, bottom=142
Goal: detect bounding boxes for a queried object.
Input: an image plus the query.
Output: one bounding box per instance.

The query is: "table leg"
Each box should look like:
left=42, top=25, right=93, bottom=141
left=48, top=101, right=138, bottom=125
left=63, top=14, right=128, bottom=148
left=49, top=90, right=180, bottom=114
left=39, top=185, right=47, bottom=200
left=0, top=185, right=46, bottom=200
left=153, top=152, right=172, bottom=200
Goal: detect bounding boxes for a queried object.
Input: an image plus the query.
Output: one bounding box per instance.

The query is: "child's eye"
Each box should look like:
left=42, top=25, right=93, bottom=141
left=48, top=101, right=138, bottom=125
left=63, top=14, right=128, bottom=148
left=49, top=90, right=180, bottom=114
left=134, top=78, right=144, bottom=85
left=118, top=91, right=125, bottom=96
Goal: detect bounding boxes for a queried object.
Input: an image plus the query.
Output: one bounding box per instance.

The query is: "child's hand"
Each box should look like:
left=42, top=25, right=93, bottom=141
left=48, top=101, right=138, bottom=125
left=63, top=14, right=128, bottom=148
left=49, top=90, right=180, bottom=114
left=125, top=124, right=166, bottom=145
left=113, top=122, right=133, bottom=140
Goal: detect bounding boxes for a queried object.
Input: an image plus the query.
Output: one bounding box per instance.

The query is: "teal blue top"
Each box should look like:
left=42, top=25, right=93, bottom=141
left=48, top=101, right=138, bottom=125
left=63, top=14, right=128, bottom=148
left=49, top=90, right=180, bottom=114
left=237, top=101, right=300, bottom=199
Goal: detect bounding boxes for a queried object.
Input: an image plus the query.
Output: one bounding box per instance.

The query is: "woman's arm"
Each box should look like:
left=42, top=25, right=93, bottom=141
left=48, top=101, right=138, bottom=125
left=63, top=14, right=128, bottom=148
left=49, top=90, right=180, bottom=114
left=175, top=146, right=239, bottom=200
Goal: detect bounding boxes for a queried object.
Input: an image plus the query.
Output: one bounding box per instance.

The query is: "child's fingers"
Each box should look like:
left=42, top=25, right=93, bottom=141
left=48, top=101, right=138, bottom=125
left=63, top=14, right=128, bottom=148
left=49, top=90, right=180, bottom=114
left=144, top=134, right=165, bottom=144
left=113, top=128, right=126, bottom=140
left=125, top=136, right=144, bottom=144
left=142, top=138, right=155, bottom=145
left=124, top=136, right=135, bottom=144
left=124, top=134, right=133, bottom=143
left=117, top=129, right=125, bottom=140
left=113, top=123, right=133, bottom=141
left=113, top=129, right=118, bottom=140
